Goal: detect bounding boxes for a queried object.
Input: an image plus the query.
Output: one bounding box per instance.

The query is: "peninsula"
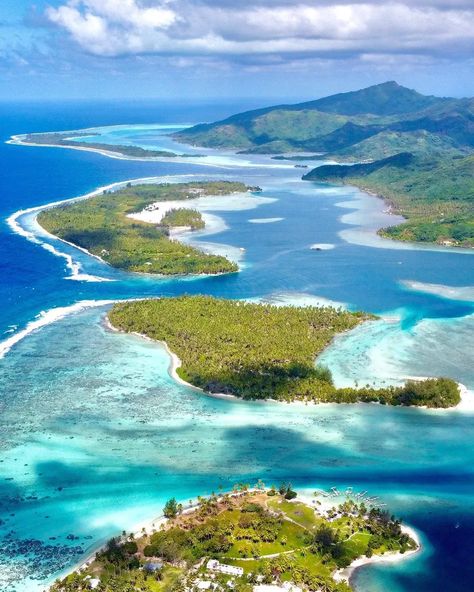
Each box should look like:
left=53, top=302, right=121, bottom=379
left=49, top=486, right=419, bottom=592
left=108, top=296, right=460, bottom=407
left=174, top=82, right=474, bottom=248
left=302, top=153, right=474, bottom=247
left=12, top=131, right=201, bottom=159
left=37, top=182, right=255, bottom=276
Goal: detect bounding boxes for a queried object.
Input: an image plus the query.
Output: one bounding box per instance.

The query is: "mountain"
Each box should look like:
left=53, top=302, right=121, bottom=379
left=174, top=82, right=473, bottom=248
left=173, top=82, right=463, bottom=155
left=295, top=81, right=446, bottom=116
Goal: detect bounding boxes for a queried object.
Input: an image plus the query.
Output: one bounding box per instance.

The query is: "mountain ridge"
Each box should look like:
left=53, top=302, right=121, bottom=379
left=174, top=82, right=473, bottom=248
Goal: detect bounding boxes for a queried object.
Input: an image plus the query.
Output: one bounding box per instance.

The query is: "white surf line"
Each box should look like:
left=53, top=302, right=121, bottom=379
left=0, top=300, right=117, bottom=360
left=6, top=175, right=206, bottom=281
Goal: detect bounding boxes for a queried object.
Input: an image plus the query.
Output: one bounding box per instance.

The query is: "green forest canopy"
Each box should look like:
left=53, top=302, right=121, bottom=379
left=37, top=181, right=251, bottom=275
left=108, top=296, right=460, bottom=407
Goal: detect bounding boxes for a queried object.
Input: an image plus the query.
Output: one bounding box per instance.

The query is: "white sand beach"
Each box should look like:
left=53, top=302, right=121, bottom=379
left=333, top=524, right=421, bottom=584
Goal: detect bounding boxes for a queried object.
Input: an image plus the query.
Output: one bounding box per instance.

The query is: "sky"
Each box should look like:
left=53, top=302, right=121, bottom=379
left=1, top=0, right=474, bottom=102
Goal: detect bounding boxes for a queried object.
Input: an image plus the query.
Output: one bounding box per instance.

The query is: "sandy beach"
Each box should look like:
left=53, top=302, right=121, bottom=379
left=105, top=315, right=473, bottom=413
left=333, top=524, right=421, bottom=584
left=7, top=135, right=179, bottom=162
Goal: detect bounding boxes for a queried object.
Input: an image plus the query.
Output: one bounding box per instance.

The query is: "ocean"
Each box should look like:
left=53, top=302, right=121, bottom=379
left=0, top=100, right=473, bottom=592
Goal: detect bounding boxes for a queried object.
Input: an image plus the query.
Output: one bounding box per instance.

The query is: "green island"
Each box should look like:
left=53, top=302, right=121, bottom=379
left=49, top=486, right=418, bottom=592
left=174, top=81, right=474, bottom=247
left=108, top=296, right=460, bottom=407
left=302, top=153, right=474, bottom=247
left=161, top=208, right=205, bottom=230
left=18, top=131, right=204, bottom=159
left=36, top=182, right=253, bottom=276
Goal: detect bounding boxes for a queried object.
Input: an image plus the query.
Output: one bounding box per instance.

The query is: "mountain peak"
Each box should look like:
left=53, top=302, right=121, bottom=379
left=302, top=81, right=444, bottom=116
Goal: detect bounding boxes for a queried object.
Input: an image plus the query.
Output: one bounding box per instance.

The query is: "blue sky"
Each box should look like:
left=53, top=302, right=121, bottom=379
left=1, top=0, right=474, bottom=101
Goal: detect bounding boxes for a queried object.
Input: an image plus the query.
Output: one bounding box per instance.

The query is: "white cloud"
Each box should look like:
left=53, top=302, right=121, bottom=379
left=45, top=1, right=474, bottom=60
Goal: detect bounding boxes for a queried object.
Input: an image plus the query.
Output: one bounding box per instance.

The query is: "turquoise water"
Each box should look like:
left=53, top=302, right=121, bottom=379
left=0, top=103, right=473, bottom=591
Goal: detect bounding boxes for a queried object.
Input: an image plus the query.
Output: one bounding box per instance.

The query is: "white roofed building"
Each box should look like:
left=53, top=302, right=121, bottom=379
left=206, top=559, right=244, bottom=577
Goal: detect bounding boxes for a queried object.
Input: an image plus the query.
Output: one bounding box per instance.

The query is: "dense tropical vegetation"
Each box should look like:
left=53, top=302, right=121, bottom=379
left=161, top=208, right=205, bottom=230
left=49, top=487, right=417, bottom=592
left=108, top=296, right=460, bottom=407
left=303, top=153, right=474, bottom=247
left=37, top=182, right=252, bottom=275
left=174, top=81, right=474, bottom=248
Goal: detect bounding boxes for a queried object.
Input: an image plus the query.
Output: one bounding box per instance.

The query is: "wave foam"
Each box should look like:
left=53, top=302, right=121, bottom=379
left=6, top=176, right=180, bottom=281
left=310, top=243, right=335, bottom=250
left=0, top=300, right=116, bottom=359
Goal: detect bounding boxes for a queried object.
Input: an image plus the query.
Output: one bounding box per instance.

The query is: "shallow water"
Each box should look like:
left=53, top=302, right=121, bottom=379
left=0, top=102, right=473, bottom=591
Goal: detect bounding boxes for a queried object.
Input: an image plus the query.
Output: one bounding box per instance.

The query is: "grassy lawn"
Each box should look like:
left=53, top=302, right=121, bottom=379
left=50, top=490, right=418, bottom=592
left=267, top=499, right=321, bottom=530
left=228, top=522, right=308, bottom=557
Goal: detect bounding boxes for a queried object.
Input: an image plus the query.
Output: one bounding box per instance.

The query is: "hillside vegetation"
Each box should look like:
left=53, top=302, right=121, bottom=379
left=304, top=154, right=474, bottom=247
left=174, top=82, right=473, bottom=247
left=173, top=82, right=465, bottom=156
left=37, top=182, right=250, bottom=276
left=108, top=296, right=460, bottom=407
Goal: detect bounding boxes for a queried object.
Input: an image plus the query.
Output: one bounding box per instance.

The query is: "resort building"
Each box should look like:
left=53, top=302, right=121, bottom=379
left=206, top=559, right=244, bottom=577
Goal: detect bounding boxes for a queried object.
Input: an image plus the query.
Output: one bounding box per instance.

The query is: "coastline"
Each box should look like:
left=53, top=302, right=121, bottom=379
left=7, top=135, right=179, bottom=162
left=49, top=487, right=421, bottom=592
left=104, top=315, right=240, bottom=404
left=105, top=314, right=472, bottom=411
left=10, top=175, right=245, bottom=280
left=6, top=175, right=159, bottom=281
left=334, top=181, right=473, bottom=254
left=333, top=524, right=421, bottom=585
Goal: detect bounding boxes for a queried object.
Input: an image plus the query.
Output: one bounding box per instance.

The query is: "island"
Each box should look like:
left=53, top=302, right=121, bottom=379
left=49, top=485, right=419, bottom=592
left=36, top=182, right=255, bottom=276
left=12, top=131, right=202, bottom=159
left=302, top=153, right=474, bottom=248
left=173, top=81, right=474, bottom=248
left=108, top=296, right=460, bottom=407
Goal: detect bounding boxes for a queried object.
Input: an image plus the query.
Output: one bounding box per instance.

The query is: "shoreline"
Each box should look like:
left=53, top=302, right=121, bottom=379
left=334, top=182, right=473, bottom=254
left=61, top=487, right=263, bottom=582
left=50, top=487, right=420, bottom=592
left=9, top=131, right=472, bottom=257
left=7, top=135, right=182, bottom=163
left=9, top=175, right=244, bottom=281
left=105, top=314, right=473, bottom=411
left=104, top=315, right=240, bottom=404
left=333, top=524, right=421, bottom=585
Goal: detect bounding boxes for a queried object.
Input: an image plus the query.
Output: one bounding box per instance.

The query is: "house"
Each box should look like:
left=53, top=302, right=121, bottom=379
left=206, top=559, right=244, bottom=577
left=144, top=561, right=163, bottom=573
left=89, top=578, right=100, bottom=590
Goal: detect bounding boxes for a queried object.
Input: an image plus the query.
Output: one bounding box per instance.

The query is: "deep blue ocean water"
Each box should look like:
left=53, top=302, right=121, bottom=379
left=0, top=101, right=473, bottom=591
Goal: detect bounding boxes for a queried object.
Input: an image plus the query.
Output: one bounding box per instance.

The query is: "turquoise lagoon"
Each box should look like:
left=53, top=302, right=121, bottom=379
left=0, top=102, right=473, bottom=591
